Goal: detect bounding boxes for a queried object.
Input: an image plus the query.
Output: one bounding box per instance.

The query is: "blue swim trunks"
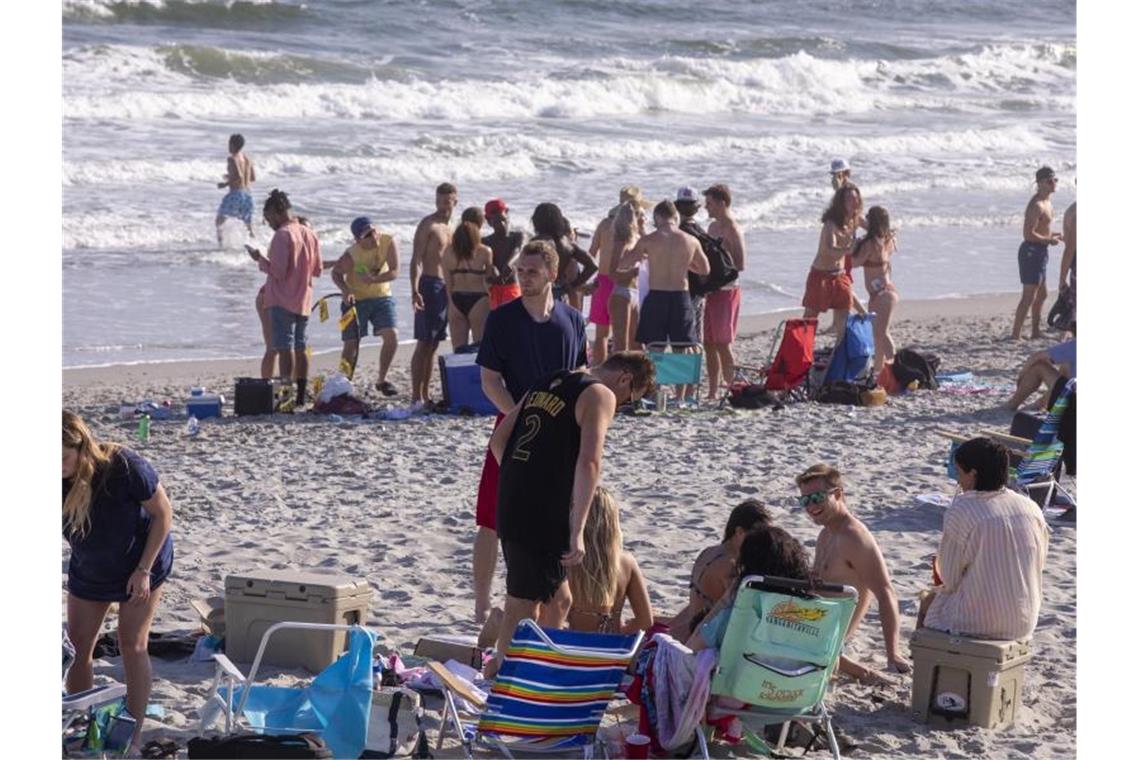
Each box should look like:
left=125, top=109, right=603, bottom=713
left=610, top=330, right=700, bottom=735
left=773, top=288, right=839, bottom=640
left=414, top=275, right=449, bottom=343
left=218, top=189, right=254, bottom=225
left=1017, top=241, right=1048, bottom=286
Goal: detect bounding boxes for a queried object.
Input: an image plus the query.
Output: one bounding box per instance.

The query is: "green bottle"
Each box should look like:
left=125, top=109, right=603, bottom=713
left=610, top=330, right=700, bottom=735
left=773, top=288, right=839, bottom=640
left=137, top=414, right=150, bottom=443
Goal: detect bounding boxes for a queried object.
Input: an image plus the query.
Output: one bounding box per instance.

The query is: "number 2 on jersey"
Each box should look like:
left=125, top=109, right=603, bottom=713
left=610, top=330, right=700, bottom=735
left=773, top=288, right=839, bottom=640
left=511, top=413, right=542, bottom=462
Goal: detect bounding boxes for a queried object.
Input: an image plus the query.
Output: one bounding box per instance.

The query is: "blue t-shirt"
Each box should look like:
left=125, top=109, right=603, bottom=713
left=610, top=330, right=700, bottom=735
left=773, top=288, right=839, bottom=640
left=1047, top=339, right=1076, bottom=378
left=63, top=447, right=174, bottom=602
left=476, top=298, right=588, bottom=403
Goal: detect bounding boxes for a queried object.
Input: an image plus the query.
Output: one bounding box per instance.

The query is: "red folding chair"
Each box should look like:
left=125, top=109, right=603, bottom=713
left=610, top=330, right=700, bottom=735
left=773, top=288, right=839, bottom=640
left=731, top=318, right=818, bottom=402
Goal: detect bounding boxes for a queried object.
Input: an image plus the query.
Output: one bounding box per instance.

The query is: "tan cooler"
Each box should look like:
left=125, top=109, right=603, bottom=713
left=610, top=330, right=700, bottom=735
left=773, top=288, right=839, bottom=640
left=224, top=570, right=372, bottom=672
left=910, top=627, right=1032, bottom=729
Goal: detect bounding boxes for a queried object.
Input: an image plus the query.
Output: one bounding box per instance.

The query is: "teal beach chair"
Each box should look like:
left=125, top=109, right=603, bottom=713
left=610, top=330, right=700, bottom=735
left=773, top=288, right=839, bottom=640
left=709, top=575, right=858, bottom=759
left=647, top=341, right=703, bottom=407
left=200, top=622, right=375, bottom=760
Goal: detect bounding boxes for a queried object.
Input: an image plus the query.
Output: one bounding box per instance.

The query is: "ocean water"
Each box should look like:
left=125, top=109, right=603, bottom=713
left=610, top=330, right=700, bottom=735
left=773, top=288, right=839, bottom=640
left=62, top=0, right=1076, bottom=367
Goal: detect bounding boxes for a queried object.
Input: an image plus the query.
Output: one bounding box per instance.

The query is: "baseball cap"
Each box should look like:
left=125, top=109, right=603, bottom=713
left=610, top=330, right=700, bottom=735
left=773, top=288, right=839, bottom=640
left=350, top=216, right=375, bottom=239
left=619, top=185, right=652, bottom=209
left=675, top=186, right=701, bottom=204
left=1035, top=166, right=1057, bottom=182
left=830, top=158, right=850, bottom=174
left=484, top=198, right=509, bottom=218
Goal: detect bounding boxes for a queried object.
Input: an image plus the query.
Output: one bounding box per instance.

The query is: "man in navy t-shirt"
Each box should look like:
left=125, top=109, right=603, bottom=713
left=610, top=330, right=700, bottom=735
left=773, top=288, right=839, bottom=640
left=471, top=240, right=587, bottom=624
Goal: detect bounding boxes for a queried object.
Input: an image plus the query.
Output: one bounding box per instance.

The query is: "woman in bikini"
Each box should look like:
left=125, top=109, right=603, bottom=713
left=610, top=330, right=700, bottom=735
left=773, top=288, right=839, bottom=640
left=851, top=205, right=899, bottom=375
left=667, top=499, right=771, bottom=640
left=442, top=220, right=493, bottom=350
left=607, top=201, right=647, bottom=353
left=566, top=486, right=653, bottom=635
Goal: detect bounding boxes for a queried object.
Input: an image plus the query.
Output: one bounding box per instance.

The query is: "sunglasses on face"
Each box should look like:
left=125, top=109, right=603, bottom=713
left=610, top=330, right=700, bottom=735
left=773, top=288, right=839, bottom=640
left=796, top=488, right=838, bottom=508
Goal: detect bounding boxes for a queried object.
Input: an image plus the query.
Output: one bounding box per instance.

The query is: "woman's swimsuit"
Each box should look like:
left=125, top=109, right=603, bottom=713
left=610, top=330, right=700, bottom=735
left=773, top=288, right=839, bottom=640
left=569, top=605, right=619, bottom=634
left=685, top=543, right=728, bottom=633
left=449, top=265, right=489, bottom=318
left=863, top=258, right=897, bottom=298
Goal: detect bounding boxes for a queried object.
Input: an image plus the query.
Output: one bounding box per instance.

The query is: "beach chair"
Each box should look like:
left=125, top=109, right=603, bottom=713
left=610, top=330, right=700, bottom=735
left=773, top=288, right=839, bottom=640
left=432, top=619, right=644, bottom=758
left=62, top=626, right=130, bottom=750
left=646, top=341, right=703, bottom=407
left=199, top=622, right=375, bottom=760
left=939, top=378, right=1076, bottom=515
left=707, top=575, right=858, bottom=760
left=734, top=318, right=818, bottom=401
left=821, top=313, right=875, bottom=385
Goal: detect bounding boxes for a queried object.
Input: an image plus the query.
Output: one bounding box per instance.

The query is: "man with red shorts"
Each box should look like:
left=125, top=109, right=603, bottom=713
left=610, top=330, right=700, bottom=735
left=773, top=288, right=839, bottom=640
left=482, top=198, right=526, bottom=310
left=702, top=184, right=746, bottom=399
left=803, top=184, right=862, bottom=349
left=472, top=241, right=587, bottom=624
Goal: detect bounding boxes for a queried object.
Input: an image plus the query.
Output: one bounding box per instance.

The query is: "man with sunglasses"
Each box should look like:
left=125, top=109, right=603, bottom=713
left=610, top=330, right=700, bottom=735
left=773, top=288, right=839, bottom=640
left=471, top=241, right=588, bottom=626
left=795, top=464, right=910, bottom=682
left=1012, top=166, right=1064, bottom=340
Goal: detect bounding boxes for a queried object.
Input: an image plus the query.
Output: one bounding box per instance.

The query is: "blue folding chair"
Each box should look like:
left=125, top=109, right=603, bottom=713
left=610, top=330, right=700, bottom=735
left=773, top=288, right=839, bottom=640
left=201, top=622, right=375, bottom=760
left=821, top=313, right=875, bottom=385
left=647, top=341, right=703, bottom=407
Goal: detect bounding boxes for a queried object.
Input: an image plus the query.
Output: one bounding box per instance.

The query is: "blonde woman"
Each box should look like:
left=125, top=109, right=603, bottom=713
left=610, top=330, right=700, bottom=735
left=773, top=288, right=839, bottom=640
left=566, top=486, right=653, bottom=634
left=63, top=410, right=173, bottom=754
left=607, top=202, right=646, bottom=353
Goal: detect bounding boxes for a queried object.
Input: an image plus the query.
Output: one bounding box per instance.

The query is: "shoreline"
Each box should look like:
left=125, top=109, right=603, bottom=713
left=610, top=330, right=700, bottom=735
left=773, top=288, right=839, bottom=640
left=63, top=291, right=1021, bottom=389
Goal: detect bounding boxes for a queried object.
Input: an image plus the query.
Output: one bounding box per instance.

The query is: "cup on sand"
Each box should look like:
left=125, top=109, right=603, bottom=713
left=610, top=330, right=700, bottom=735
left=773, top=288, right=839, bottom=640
left=624, top=733, right=650, bottom=759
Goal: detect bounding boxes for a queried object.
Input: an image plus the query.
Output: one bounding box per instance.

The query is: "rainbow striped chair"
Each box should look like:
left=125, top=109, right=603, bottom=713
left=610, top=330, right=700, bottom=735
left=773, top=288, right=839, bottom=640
left=432, top=619, right=643, bottom=758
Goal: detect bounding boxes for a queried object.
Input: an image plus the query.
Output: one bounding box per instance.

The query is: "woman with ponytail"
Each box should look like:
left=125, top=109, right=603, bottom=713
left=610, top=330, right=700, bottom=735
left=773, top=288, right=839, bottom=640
left=63, top=410, right=173, bottom=754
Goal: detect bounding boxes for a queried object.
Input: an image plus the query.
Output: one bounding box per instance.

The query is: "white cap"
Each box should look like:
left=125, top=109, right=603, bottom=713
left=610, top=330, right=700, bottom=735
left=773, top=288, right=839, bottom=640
left=675, top=186, right=701, bottom=204
left=830, top=158, right=851, bottom=174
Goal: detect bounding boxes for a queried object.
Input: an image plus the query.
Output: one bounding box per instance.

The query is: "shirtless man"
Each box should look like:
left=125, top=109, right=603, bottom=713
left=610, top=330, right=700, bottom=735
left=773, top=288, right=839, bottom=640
left=215, top=133, right=256, bottom=244
left=825, top=159, right=866, bottom=326
left=1059, top=199, right=1076, bottom=297
left=795, top=464, right=910, bottom=682
left=1012, top=167, right=1064, bottom=340
left=409, top=183, right=458, bottom=408
left=482, top=198, right=527, bottom=310
left=703, top=184, right=746, bottom=399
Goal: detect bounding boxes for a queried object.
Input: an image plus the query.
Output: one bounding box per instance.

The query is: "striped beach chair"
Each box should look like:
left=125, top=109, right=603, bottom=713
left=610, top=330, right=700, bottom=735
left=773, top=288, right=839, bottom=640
left=1015, top=377, right=1076, bottom=512
left=433, top=619, right=643, bottom=758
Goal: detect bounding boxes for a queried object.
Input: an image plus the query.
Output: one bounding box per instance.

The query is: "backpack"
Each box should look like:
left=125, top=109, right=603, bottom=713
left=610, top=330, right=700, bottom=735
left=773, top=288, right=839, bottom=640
left=891, top=348, right=941, bottom=390
left=187, top=732, right=332, bottom=759
left=1047, top=285, right=1076, bottom=332
left=727, top=382, right=782, bottom=409
left=680, top=219, right=739, bottom=296
left=814, top=380, right=864, bottom=406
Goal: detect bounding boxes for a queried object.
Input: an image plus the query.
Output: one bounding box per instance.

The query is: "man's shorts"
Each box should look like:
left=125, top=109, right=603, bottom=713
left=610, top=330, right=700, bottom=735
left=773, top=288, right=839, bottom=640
left=489, top=283, right=522, bottom=310
left=217, top=189, right=253, bottom=225
left=268, top=306, right=309, bottom=351
left=704, top=287, right=742, bottom=344
left=501, top=538, right=567, bottom=603
left=414, top=275, right=448, bottom=342
left=589, top=274, right=615, bottom=326
left=801, top=268, right=853, bottom=313
left=475, top=414, right=505, bottom=530
left=1018, top=241, right=1049, bottom=285
left=341, top=297, right=397, bottom=341
left=636, top=290, right=697, bottom=346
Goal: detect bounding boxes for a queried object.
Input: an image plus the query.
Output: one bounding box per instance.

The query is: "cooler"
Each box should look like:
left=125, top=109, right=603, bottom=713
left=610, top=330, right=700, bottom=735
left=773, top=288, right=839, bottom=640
left=224, top=570, right=372, bottom=672
left=910, top=627, right=1032, bottom=729
left=438, top=352, right=496, bottom=415
left=186, top=387, right=224, bottom=419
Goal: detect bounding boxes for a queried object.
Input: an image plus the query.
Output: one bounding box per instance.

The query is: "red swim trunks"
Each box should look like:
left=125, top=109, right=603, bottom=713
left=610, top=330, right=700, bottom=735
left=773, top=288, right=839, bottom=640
left=489, top=283, right=522, bottom=310
left=475, top=413, right=506, bottom=529
left=704, top=287, right=741, bottom=344
left=801, top=268, right=853, bottom=313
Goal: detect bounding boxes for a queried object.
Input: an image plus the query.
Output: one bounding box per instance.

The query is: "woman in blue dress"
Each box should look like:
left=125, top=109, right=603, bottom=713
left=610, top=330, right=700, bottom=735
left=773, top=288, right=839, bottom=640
left=63, top=410, right=173, bottom=753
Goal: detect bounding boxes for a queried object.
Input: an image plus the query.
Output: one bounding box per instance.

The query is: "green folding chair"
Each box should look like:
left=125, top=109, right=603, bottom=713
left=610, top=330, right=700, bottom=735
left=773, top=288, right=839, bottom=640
left=646, top=342, right=703, bottom=408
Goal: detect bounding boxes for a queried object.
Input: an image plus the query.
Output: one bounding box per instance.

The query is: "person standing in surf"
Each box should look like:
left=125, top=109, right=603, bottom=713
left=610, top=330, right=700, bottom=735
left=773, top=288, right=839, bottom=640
left=1012, top=166, right=1063, bottom=340
left=215, top=133, right=256, bottom=245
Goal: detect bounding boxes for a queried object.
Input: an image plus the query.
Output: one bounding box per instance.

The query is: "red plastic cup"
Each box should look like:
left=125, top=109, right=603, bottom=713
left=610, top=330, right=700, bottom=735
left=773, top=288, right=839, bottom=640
left=624, top=733, right=650, bottom=759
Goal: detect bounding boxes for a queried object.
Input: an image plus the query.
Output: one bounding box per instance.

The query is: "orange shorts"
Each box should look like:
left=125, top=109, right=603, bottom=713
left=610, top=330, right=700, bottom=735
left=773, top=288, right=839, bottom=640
left=802, top=268, right=853, bottom=313
left=489, top=283, right=522, bottom=310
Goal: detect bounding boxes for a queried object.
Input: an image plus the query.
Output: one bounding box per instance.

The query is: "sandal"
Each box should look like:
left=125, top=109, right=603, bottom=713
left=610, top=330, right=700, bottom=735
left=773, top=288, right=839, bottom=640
left=377, top=380, right=398, bottom=397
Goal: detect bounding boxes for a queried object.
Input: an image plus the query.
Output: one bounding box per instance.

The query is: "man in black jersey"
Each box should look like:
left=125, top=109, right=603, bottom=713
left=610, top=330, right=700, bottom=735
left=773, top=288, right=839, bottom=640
left=484, top=351, right=655, bottom=677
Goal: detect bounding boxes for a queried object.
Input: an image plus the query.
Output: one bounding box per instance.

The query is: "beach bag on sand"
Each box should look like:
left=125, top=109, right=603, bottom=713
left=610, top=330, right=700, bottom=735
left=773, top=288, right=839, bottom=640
left=313, top=393, right=370, bottom=416
left=1047, top=285, right=1076, bottom=332
left=727, top=382, right=781, bottom=409
left=891, top=348, right=940, bottom=390
left=815, top=380, right=864, bottom=406
left=187, top=732, right=331, bottom=759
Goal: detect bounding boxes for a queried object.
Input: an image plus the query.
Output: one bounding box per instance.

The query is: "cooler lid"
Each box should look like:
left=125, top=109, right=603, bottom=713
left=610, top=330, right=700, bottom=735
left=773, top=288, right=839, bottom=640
left=225, top=570, right=371, bottom=601
left=911, top=627, right=1031, bottom=659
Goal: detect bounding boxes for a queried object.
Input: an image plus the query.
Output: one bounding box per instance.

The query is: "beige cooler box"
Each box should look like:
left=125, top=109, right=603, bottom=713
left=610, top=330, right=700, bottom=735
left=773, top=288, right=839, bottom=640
left=224, top=570, right=372, bottom=672
left=910, top=627, right=1032, bottom=729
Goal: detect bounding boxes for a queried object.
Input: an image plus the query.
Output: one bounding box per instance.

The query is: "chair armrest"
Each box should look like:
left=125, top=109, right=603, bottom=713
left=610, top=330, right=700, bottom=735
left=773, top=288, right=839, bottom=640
left=427, top=661, right=487, bottom=712
left=212, top=653, right=247, bottom=684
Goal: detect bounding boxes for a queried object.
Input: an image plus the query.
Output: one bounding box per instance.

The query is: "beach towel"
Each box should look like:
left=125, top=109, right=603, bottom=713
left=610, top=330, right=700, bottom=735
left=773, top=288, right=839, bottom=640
left=651, top=635, right=717, bottom=752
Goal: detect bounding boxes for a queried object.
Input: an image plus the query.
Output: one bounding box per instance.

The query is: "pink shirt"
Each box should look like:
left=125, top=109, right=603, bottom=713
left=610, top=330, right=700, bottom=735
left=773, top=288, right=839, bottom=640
left=259, top=220, right=322, bottom=316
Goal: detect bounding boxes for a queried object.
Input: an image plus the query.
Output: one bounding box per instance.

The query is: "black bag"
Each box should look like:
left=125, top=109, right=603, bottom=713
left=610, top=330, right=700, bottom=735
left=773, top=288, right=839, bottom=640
left=727, top=383, right=780, bottom=409
left=234, top=377, right=274, bottom=416
left=891, top=348, right=941, bottom=390
left=187, top=732, right=332, bottom=759
left=680, top=219, right=739, bottom=296
left=815, top=380, right=864, bottom=405
left=1047, top=285, right=1076, bottom=331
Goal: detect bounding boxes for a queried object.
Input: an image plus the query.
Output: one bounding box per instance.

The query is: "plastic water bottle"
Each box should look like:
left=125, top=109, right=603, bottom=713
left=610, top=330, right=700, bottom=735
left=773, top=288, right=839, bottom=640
left=137, top=414, right=150, bottom=443
left=185, top=415, right=200, bottom=437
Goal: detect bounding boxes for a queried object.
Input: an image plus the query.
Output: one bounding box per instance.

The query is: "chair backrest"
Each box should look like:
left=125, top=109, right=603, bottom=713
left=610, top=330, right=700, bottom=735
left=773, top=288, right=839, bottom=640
left=1015, top=378, right=1075, bottom=486
left=710, top=576, right=857, bottom=712
left=478, top=620, right=643, bottom=745
left=765, top=319, right=818, bottom=391
left=647, top=343, right=702, bottom=386
left=822, top=313, right=875, bottom=385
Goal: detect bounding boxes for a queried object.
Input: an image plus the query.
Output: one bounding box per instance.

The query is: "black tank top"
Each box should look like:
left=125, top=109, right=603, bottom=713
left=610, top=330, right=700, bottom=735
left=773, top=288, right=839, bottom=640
left=496, top=370, right=600, bottom=551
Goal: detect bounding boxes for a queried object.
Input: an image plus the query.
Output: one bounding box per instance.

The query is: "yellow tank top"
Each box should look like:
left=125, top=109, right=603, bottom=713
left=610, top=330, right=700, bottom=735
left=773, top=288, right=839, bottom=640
left=345, top=235, right=393, bottom=300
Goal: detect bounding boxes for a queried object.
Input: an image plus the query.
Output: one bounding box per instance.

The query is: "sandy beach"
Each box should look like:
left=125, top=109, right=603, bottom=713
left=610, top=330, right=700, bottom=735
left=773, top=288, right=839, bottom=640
left=62, top=292, right=1076, bottom=758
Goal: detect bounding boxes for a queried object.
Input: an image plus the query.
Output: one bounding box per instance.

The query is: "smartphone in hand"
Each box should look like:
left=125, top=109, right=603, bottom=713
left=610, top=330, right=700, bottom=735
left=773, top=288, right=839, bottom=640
left=245, top=244, right=260, bottom=261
